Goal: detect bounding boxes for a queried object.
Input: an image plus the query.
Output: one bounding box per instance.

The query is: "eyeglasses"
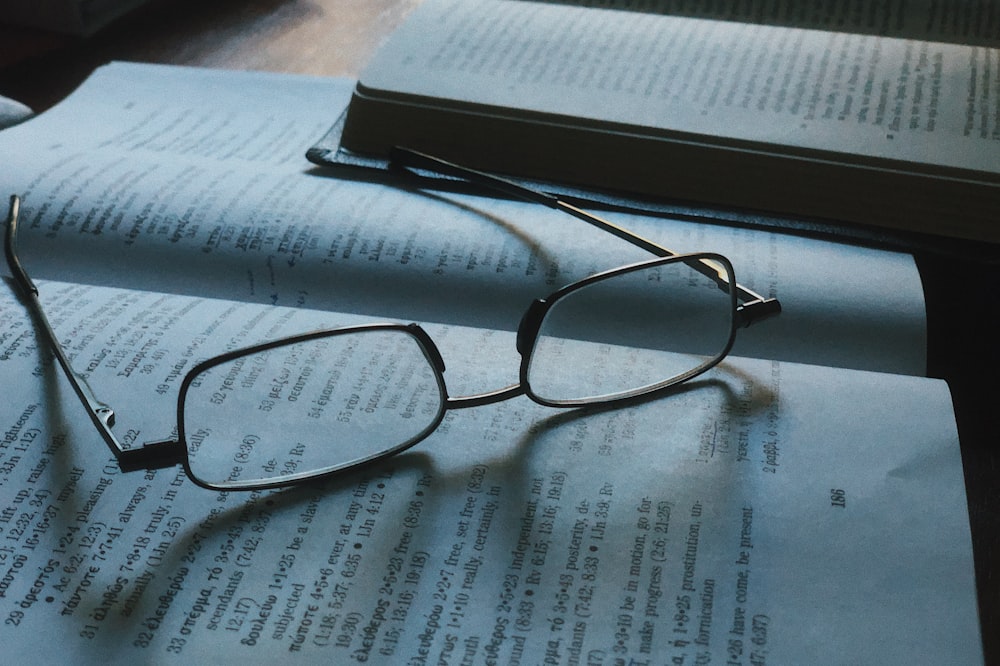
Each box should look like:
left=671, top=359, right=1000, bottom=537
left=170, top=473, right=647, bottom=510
left=4, top=149, right=780, bottom=490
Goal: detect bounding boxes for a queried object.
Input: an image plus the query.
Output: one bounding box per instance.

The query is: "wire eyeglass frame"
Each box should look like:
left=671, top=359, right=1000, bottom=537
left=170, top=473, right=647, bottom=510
left=3, top=149, right=781, bottom=490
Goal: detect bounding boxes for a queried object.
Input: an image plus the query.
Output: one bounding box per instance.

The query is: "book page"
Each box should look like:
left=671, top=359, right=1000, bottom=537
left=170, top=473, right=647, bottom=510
left=543, top=0, right=1000, bottom=47
left=0, top=280, right=980, bottom=663
left=0, top=62, right=926, bottom=377
left=360, top=0, right=1000, bottom=176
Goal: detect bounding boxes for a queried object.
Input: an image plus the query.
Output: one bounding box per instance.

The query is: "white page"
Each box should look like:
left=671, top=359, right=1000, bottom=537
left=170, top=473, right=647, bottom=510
left=0, top=280, right=980, bottom=663
left=0, top=62, right=926, bottom=376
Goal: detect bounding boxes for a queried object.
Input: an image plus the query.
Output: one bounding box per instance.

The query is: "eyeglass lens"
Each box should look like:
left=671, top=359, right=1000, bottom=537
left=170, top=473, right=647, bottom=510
left=180, top=328, right=446, bottom=489
left=525, top=257, right=735, bottom=404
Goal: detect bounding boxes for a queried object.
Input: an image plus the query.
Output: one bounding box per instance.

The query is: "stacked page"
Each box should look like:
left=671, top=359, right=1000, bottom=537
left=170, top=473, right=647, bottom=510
left=0, top=63, right=980, bottom=663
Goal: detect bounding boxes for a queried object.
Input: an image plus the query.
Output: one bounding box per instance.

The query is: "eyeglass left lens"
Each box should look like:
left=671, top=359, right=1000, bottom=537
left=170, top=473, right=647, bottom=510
left=179, top=327, right=446, bottom=489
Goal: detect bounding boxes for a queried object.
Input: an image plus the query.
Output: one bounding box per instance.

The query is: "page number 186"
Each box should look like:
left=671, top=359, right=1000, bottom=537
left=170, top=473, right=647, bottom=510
left=830, top=489, right=847, bottom=508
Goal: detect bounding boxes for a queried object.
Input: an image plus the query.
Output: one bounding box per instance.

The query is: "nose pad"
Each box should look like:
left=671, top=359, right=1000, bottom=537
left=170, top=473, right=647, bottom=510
left=406, top=323, right=446, bottom=373
left=516, top=298, right=549, bottom=356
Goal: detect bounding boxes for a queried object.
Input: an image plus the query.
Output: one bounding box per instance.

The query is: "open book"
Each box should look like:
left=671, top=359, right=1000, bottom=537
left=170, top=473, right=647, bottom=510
left=315, top=0, right=1000, bottom=244
left=0, top=62, right=981, bottom=662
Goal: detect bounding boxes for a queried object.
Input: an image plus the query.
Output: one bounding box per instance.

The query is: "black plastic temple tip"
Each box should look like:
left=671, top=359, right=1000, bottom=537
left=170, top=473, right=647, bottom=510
left=389, top=147, right=558, bottom=208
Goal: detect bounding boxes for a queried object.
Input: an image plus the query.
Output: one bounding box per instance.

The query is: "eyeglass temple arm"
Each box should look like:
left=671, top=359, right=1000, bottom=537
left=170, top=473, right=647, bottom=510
left=389, top=148, right=781, bottom=328
left=4, top=195, right=128, bottom=459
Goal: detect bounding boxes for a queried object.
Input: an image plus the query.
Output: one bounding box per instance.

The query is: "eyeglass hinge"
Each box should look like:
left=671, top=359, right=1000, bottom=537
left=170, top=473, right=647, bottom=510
left=118, top=439, right=185, bottom=472
left=735, top=298, right=782, bottom=328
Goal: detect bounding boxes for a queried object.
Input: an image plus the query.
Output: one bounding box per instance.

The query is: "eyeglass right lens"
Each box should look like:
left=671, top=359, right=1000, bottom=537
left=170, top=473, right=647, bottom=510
left=525, top=256, right=736, bottom=404
left=180, top=328, right=445, bottom=489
